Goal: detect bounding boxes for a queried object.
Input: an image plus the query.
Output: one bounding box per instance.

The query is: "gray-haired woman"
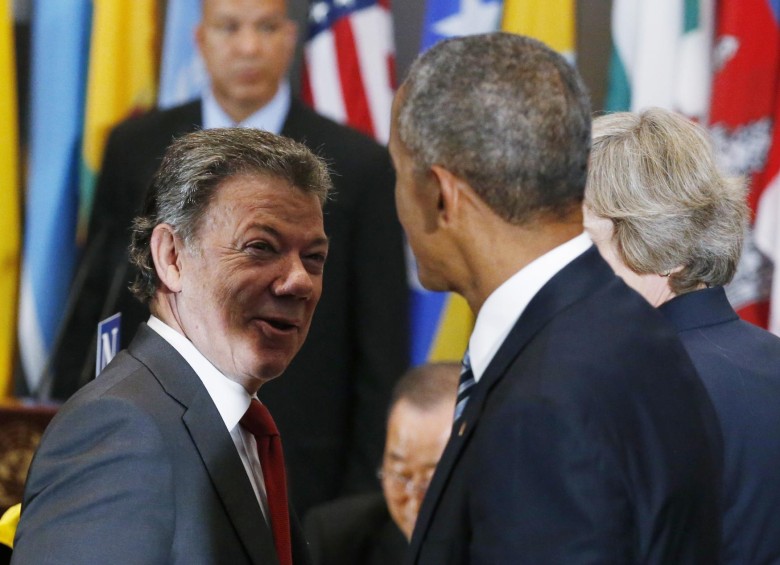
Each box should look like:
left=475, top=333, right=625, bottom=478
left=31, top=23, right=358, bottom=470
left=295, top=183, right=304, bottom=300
left=584, top=107, right=780, bottom=565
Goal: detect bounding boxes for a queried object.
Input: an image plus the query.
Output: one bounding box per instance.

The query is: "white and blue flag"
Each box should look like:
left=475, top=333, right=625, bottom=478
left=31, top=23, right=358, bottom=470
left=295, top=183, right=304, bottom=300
left=18, top=0, right=92, bottom=393
left=420, top=0, right=503, bottom=51
left=158, top=0, right=205, bottom=108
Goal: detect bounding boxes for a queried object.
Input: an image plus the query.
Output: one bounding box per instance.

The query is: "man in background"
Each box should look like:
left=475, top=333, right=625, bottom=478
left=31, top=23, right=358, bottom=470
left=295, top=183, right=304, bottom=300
left=392, top=33, right=722, bottom=563
left=14, top=128, right=328, bottom=564
left=305, top=362, right=459, bottom=565
left=49, top=0, right=408, bottom=515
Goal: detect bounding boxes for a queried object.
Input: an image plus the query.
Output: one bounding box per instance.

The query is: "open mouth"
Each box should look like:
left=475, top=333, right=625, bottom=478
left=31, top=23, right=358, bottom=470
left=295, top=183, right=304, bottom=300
left=266, top=319, right=295, bottom=331
left=256, top=316, right=299, bottom=335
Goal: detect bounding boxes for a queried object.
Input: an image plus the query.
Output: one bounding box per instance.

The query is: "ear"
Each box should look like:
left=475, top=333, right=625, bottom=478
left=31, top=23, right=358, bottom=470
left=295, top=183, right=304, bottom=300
left=282, top=19, right=298, bottom=63
left=150, top=224, right=185, bottom=293
left=430, top=165, right=464, bottom=227
left=286, top=18, right=299, bottom=46
left=194, top=21, right=205, bottom=56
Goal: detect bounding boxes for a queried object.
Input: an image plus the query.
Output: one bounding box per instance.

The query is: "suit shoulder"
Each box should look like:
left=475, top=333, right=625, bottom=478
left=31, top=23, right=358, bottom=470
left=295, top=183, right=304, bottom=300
left=108, top=101, right=201, bottom=144
left=517, top=275, right=702, bottom=412
left=284, top=101, right=389, bottom=164
left=46, top=353, right=161, bottom=428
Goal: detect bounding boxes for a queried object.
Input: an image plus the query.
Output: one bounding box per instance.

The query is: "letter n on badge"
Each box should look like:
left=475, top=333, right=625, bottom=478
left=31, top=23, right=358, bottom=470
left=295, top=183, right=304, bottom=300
left=96, top=313, right=122, bottom=377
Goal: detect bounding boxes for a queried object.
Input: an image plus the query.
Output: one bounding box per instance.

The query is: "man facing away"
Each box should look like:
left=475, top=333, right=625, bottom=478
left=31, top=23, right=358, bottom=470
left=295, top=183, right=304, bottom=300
left=13, top=128, right=330, bottom=564
left=390, top=33, right=723, bottom=564
left=49, top=0, right=408, bottom=515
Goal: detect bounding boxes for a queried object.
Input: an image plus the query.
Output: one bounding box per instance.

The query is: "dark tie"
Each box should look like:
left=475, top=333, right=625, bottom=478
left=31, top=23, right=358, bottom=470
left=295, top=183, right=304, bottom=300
left=454, top=350, right=476, bottom=421
left=240, top=399, right=293, bottom=565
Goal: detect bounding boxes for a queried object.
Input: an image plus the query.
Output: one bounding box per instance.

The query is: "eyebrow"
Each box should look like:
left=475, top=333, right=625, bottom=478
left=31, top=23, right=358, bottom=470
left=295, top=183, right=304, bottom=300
left=255, top=224, right=330, bottom=248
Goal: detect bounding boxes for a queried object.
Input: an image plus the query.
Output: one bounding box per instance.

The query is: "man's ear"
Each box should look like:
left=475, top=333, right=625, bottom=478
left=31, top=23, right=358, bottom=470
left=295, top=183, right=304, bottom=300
left=194, top=22, right=204, bottom=56
left=285, top=18, right=299, bottom=50
left=430, top=165, right=464, bottom=226
left=150, top=224, right=184, bottom=293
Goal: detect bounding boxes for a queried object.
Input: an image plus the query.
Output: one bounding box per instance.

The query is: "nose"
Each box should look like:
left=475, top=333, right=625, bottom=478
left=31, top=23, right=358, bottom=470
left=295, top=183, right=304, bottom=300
left=235, top=25, right=263, bottom=55
left=403, top=491, right=424, bottom=529
left=272, top=256, right=315, bottom=299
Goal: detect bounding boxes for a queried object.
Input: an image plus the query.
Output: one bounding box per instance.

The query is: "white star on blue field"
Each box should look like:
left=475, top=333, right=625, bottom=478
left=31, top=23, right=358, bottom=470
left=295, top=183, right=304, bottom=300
left=421, top=0, right=502, bottom=51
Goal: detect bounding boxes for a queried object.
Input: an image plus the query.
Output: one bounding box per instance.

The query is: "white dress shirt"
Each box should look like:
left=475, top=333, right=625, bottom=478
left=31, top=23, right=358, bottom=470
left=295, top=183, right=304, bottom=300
left=469, top=233, right=593, bottom=382
left=147, top=316, right=270, bottom=522
left=202, top=80, right=291, bottom=133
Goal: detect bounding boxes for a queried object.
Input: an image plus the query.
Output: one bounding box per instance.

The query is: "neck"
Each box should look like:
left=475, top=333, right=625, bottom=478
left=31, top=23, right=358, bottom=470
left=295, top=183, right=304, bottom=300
left=457, top=214, right=583, bottom=314
left=150, top=292, right=185, bottom=336
left=220, top=100, right=265, bottom=124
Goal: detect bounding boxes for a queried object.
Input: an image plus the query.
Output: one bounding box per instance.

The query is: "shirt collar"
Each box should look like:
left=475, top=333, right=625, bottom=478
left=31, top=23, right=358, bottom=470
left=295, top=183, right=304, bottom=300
left=469, top=232, right=593, bottom=381
left=202, top=80, right=291, bottom=134
left=147, top=316, right=252, bottom=431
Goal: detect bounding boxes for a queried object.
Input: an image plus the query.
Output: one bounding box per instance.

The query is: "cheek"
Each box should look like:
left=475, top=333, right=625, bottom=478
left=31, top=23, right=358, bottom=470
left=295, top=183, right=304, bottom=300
left=214, top=274, right=256, bottom=328
left=274, top=36, right=295, bottom=70
left=592, top=238, right=624, bottom=274
left=396, top=187, right=420, bottom=239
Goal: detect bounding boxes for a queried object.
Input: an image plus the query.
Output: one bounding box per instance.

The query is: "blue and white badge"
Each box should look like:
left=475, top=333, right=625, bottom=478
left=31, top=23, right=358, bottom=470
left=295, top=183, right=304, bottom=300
left=96, top=313, right=121, bottom=377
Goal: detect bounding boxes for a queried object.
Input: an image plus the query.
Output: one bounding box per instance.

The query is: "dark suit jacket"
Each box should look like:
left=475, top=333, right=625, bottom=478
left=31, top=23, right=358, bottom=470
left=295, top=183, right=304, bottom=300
left=48, top=98, right=409, bottom=514
left=407, top=247, right=723, bottom=565
left=13, top=325, right=310, bottom=565
left=659, top=286, right=780, bottom=565
left=304, top=492, right=407, bottom=565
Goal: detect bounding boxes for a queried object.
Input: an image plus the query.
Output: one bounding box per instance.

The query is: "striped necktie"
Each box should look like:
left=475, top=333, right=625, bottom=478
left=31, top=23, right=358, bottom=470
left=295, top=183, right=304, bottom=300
left=454, top=350, right=476, bottom=421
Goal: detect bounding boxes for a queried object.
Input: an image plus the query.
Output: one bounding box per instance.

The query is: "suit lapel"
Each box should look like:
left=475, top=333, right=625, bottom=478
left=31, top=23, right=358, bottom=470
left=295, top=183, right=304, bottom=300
left=289, top=505, right=312, bottom=565
left=183, top=396, right=279, bottom=565
left=409, top=247, right=615, bottom=559
left=129, top=325, right=279, bottom=565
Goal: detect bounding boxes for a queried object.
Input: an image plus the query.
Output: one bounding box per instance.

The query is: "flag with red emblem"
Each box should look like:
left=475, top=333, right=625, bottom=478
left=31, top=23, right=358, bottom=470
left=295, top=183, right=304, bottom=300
left=709, top=0, right=780, bottom=333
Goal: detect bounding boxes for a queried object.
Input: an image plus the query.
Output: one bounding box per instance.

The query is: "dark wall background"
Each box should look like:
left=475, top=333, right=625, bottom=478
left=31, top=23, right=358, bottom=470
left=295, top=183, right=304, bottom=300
left=11, top=0, right=613, bottom=148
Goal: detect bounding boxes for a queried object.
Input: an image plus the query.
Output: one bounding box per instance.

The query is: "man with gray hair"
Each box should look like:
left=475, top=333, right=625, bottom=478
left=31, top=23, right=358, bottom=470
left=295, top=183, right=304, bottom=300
left=13, top=128, right=329, bottom=564
left=390, top=33, right=722, bottom=563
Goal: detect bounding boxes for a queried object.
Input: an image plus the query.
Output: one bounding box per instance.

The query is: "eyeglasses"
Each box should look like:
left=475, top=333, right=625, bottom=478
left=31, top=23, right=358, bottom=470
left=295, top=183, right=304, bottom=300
left=377, top=467, right=433, bottom=496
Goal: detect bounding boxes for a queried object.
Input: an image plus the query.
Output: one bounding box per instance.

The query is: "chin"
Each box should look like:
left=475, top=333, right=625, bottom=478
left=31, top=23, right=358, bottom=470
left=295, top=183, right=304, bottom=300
left=416, top=269, right=448, bottom=293
left=250, top=362, right=287, bottom=384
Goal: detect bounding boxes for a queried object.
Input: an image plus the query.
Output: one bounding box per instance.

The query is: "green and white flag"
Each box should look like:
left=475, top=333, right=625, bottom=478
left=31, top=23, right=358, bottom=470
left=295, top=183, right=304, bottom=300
left=606, top=0, right=713, bottom=120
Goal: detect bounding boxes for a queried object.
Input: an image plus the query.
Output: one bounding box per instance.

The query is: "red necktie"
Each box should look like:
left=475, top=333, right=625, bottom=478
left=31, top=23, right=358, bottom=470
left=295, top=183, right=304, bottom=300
left=240, top=399, right=293, bottom=565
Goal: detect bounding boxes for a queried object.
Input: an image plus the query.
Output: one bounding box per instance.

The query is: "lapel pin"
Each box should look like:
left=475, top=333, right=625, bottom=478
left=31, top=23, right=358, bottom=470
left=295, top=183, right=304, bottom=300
left=458, top=421, right=467, bottom=436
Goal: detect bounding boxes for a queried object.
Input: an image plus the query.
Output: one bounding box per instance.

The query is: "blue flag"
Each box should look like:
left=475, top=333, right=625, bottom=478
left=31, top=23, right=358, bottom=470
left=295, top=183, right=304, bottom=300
left=421, top=0, right=503, bottom=51
left=158, top=0, right=205, bottom=108
left=18, top=0, right=92, bottom=393
left=408, top=0, right=503, bottom=366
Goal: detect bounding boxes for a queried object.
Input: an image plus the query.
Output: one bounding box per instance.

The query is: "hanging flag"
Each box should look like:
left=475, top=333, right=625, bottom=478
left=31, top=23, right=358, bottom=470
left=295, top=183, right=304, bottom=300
left=710, top=0, right=780, bottom=331
left=501, top=0, right=575, bottom=60
left=80, top=0, right=158, bottom=237
left=754, top=96, right=780, bottom=334
left=18, top=0, right=91, bottom=394
left=605, top=0, right=713, bottom=121
left=301, top=0, right=396, bottom=143
left=158, top=0, right=205, bottom=108
left=421, top=0, right=502, bottom=51
left=406, top=0, right=504, bottom=366
left=0, top=0, right=20, bottom=396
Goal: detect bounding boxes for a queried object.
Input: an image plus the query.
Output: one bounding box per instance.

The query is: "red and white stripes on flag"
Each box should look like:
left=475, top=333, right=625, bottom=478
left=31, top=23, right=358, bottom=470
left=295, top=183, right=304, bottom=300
left=301, top=0, right=396, bottom=144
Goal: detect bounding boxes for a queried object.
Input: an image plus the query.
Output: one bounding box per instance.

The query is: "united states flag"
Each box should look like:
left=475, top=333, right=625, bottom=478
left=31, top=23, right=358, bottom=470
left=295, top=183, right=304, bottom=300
left=301, top=0, right=396, bottom=144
